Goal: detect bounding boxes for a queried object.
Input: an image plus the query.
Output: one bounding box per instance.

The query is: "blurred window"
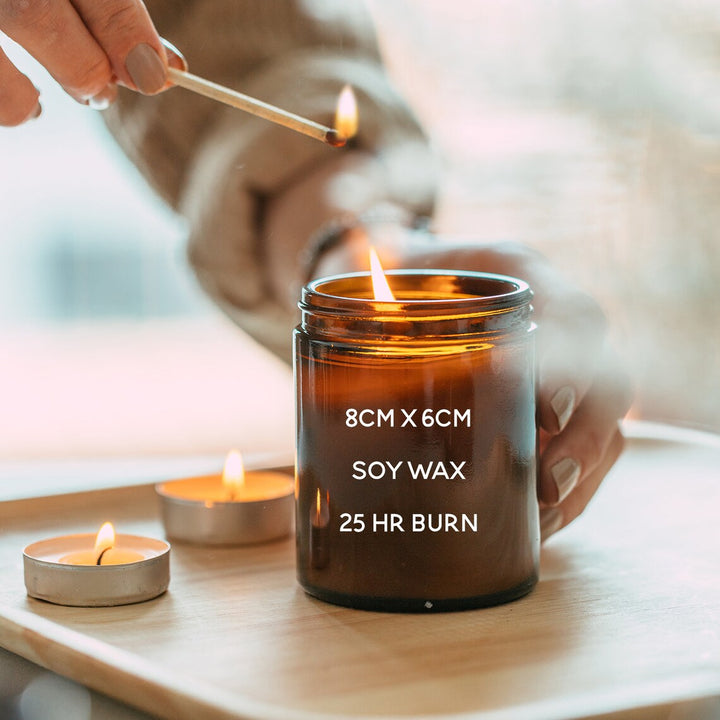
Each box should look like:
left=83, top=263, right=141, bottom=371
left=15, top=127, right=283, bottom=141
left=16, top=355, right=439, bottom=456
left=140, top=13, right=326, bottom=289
left=0, top=34, right=211, bottom=328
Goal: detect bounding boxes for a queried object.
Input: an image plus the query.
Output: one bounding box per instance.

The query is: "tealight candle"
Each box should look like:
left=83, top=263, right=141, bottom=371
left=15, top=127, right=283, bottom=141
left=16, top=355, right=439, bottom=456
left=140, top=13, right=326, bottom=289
left=294, top=257, right=539, bottom=612
left=23, top=523, right=170, bottom=607
left=58, top=522, right=145, bottom=566
left=156, top=450, right=294, bottom=545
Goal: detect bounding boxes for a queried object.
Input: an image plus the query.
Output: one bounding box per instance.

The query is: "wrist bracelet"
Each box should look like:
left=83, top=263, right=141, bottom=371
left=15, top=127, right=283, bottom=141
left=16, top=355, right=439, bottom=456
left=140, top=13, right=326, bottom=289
left=301, top=207, right=431, bottom=282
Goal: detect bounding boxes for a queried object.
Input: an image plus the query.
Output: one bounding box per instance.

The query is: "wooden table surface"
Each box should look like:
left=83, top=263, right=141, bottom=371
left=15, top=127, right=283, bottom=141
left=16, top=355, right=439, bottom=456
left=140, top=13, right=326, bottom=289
left=0, top=422, right=719, bottom=720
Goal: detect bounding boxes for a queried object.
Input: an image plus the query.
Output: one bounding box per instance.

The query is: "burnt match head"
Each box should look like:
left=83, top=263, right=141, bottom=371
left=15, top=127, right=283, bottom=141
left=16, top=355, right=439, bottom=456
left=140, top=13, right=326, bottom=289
left=325, top=129, right=348, bottom=148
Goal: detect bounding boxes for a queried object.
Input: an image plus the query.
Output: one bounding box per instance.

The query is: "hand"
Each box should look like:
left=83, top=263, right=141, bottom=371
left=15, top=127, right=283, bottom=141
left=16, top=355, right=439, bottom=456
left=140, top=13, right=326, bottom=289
left=315, top=233, right=633, bottom=541
left=0, top=0, right=185, bottom=126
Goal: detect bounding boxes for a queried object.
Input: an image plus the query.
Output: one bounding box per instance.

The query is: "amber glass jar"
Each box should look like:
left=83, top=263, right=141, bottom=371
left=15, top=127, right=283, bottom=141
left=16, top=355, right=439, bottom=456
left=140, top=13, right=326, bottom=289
left=294, top=270, right=538, bottom=612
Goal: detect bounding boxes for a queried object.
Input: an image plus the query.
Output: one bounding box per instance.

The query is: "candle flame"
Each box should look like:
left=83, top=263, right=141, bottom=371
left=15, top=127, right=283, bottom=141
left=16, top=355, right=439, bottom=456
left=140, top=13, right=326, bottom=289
left=369, top=247, right=396, bottom=301
left=222, top=449, right=245, bottom=500
left=315, top=488, right=322, bottom=522
left=94, top=522, right=115, bottom=564
left=334, top=85, right=358, bottom=140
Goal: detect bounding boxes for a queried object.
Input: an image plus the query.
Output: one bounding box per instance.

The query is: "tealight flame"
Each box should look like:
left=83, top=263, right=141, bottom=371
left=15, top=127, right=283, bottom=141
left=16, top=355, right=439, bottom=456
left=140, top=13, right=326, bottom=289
left=369, top=247, right=396, bottom=301
left=222, top=449, right=245, bottom=501
left=94, top=522, right=115, bottom=565
left=334, top=85, right=358, bottom=141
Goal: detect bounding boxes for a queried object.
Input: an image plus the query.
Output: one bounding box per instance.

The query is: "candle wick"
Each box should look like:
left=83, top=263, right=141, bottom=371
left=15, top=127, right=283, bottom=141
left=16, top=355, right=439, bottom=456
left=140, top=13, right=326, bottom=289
left=96, top=547, right=110, bottom=566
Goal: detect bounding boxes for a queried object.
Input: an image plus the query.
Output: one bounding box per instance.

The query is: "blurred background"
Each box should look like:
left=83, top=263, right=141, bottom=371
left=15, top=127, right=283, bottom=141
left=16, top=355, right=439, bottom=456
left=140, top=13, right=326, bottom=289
left=2, top=0, right=720, bottom=464
left=370, top=0, right=720, bottom=433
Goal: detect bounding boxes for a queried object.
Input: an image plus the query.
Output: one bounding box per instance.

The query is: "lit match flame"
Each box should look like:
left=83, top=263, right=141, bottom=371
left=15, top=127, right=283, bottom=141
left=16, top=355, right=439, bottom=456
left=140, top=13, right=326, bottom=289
left=369, top=247, right=396, bottom=301
left=222, top=449, right=245, bottom=501
left=334, top=85, right=358, bottom=141
left=94, top=522, right=115, bottom=565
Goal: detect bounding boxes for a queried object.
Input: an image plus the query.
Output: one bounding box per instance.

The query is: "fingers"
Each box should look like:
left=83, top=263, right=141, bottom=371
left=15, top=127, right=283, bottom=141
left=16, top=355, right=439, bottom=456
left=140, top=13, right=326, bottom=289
left=1, top=0, right=114, bottom=102
left=0, top=0, right=183, bottom=119
left=536, top=291, right=608, bottom=435
left=0, top=46, right=40, bottom=126
left=538, top=345, right=633, bottom=513
left=541, top=427, right=625, bottom=541
left=72, top=0, right=168, bottom=92
left=512, top=249, right=633, bottom=540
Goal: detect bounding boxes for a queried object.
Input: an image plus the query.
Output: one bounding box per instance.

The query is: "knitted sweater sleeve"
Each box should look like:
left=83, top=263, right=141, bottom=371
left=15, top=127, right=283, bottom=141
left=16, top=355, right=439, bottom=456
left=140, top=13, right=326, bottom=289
left=103, top=0, right=436, bottom=361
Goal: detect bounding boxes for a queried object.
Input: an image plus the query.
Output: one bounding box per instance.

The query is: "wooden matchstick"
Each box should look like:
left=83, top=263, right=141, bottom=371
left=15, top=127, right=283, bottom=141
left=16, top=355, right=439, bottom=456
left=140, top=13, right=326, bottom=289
left=167, top=67, right=346, bottom=147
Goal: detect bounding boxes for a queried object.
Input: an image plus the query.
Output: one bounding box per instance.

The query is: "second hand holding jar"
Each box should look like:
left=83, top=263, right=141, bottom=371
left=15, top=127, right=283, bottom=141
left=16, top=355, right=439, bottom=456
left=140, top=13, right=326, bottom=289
left=295, top=260, right=539, bottom=612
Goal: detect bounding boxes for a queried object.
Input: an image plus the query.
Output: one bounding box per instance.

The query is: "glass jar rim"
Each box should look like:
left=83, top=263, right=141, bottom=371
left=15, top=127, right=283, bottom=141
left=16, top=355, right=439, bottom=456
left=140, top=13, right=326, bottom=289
left=301, top=269, right=532, bottom=317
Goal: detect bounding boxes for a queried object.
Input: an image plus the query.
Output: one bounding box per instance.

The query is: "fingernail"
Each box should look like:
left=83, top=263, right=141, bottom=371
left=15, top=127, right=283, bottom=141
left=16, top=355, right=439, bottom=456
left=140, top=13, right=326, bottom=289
left=160, top=37, right=188, bottom=72
left=126, top=43, right=167, bottom=94
left=551, top=457, right=581, bottom=504
left=550, top=385, right=576, bottom=432
left=540, top=508, right=563, bottom=541
left=30, top=103, right=42, bottom=119
left=88, top=84, right=117, bottom=111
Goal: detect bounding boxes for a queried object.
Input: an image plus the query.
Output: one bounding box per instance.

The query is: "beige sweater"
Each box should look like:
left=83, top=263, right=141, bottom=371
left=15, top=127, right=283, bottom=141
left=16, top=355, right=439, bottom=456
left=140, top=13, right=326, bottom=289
left=104, top=0, right=436, bottom=360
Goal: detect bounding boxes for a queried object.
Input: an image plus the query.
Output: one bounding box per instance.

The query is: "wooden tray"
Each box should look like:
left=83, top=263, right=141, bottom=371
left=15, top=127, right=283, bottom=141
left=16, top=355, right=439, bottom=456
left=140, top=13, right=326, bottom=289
left=1, top=427, right=720, bottom=720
